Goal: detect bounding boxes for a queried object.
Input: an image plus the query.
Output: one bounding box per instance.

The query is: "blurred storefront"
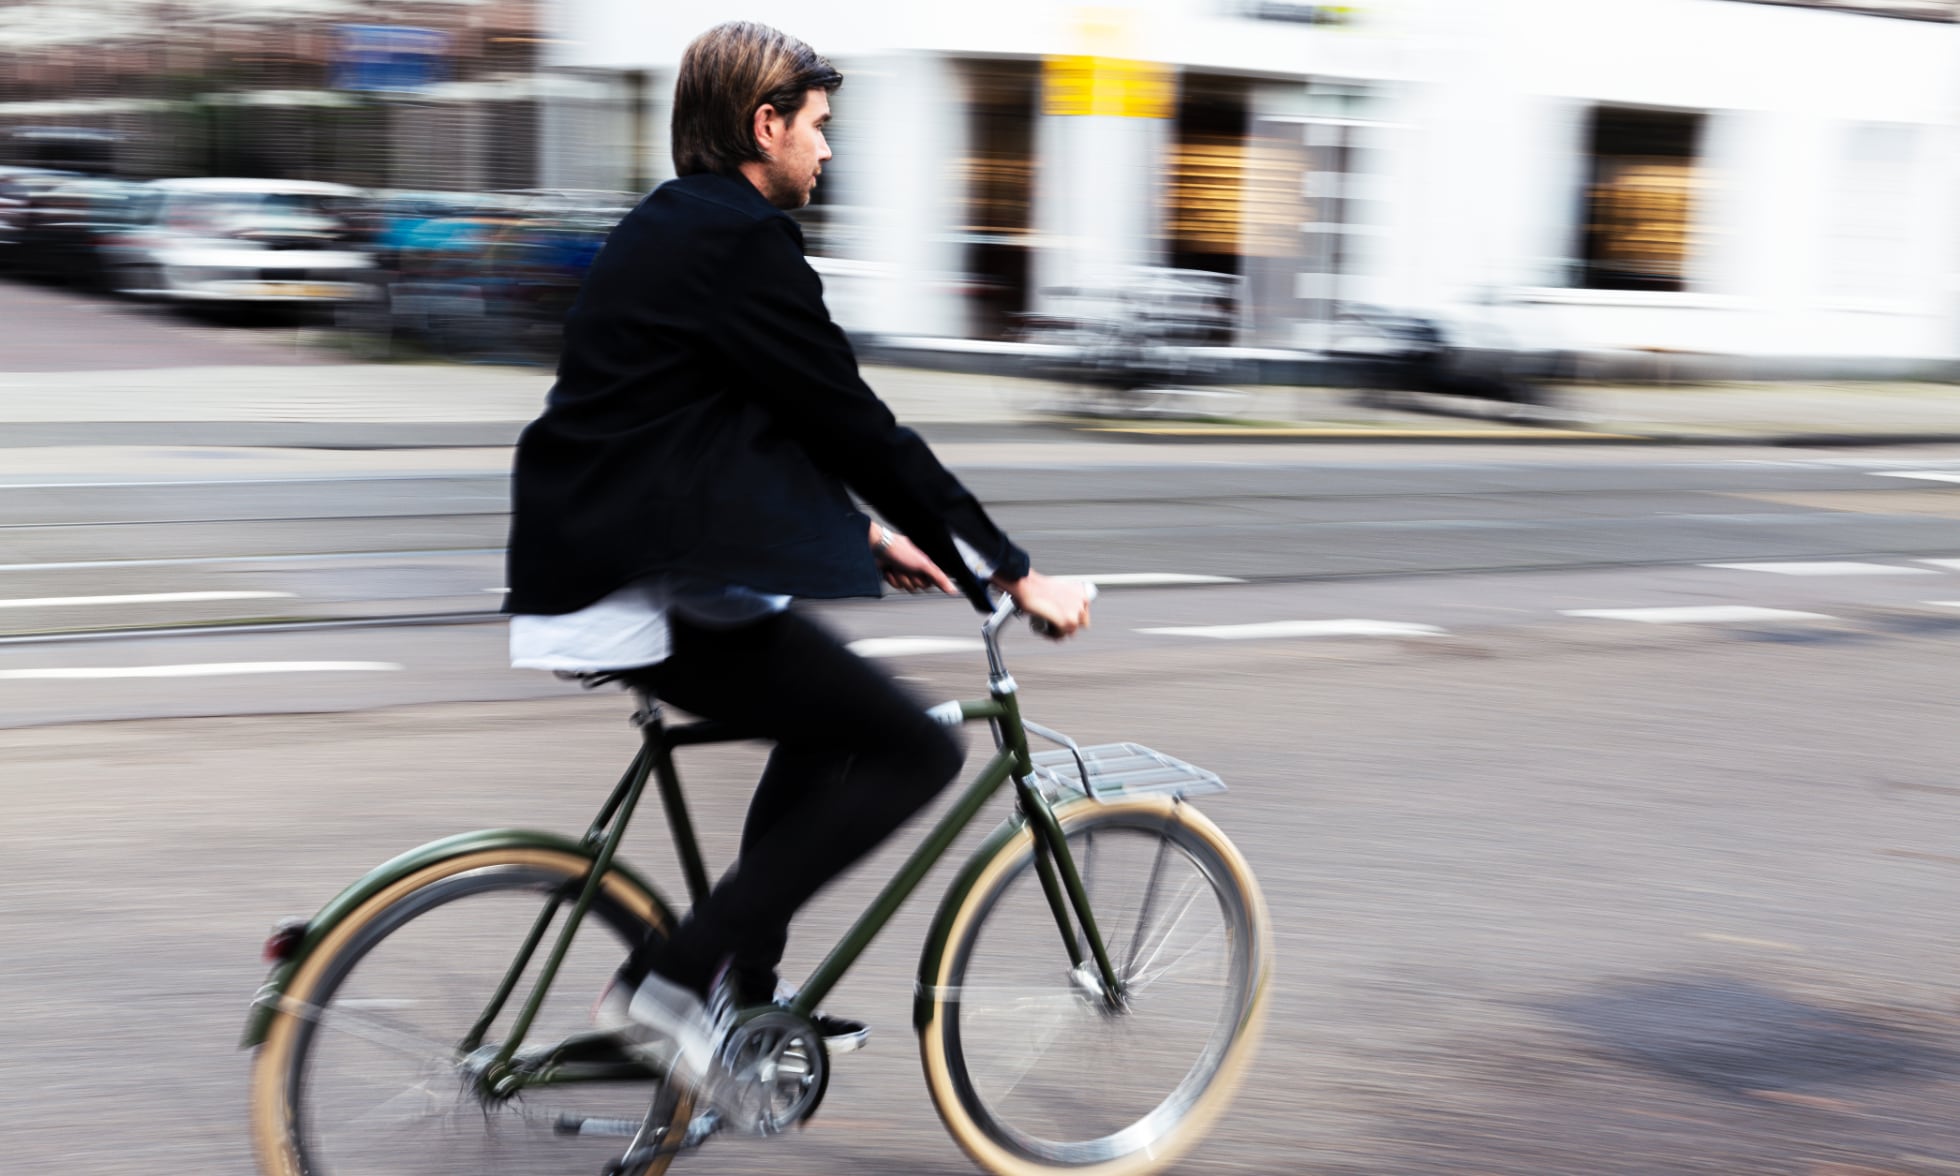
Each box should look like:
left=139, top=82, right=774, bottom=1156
left=4, top=0, right=1955, bottom=377
left=536, top=0, right=1960, bottom=377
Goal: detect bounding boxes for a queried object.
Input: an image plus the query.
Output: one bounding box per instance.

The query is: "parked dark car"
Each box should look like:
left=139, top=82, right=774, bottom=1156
left=6, top=176, right=158, bottom=289
left=0, top=166, right=80, bottom=264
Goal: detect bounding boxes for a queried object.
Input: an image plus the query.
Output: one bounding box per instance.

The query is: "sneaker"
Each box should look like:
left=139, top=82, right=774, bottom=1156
left=592, top=968, right=728, bottom=1090
left=749, top=978, right=869, bottom=1055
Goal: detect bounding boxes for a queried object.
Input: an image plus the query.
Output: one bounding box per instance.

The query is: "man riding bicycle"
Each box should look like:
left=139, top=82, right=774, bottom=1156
left=503, top=20, right=1093, bottom=1095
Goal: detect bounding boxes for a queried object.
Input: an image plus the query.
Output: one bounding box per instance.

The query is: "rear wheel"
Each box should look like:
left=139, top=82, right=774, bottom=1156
left=919, top=798, right=1272, bottom=1175
left=250, top=848, right=689, bottom=1176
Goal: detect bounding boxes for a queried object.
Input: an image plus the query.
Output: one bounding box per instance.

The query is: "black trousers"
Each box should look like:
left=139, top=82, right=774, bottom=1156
left=621, top=609, right=965, bottom=1000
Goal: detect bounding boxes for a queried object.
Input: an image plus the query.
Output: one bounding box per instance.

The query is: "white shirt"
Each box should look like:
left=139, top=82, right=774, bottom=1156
left=509, top=577, right=789, bottom=672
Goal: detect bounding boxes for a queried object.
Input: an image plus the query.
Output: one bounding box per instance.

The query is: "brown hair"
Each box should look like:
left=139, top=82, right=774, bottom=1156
left=671, top=21, right=842, bottom=177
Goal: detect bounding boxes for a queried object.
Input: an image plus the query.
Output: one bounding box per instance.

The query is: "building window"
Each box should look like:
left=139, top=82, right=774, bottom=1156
left=1578, top=108, right=1703, bottom=292
left=1168, top=78, right=1249, bottom=277
left=959, top=61, right=1039, bottom=339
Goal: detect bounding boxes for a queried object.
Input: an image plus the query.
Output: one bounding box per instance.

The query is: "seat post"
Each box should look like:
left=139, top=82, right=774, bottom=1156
left=629, top=686, right=662, bottom=729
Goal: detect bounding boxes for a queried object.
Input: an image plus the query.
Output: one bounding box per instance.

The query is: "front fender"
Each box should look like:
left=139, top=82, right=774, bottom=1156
left=241, top=828, right=673, bottom=1047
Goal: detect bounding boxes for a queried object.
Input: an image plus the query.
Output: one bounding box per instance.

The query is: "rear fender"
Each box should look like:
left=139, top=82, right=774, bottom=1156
left=240, top=828, right=671, bottom=1047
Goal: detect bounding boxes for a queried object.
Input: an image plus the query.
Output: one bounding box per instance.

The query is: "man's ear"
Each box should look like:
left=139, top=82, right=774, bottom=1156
left=752, top=103, right=782, bottom=157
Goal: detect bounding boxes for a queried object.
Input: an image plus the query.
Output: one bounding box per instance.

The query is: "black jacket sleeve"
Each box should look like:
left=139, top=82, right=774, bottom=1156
left=712, top=216, right=1030, bottom=608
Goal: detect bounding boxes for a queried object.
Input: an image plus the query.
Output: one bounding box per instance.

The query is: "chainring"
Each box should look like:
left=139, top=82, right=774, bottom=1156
left=713, top=1008, right=830, bottom=1135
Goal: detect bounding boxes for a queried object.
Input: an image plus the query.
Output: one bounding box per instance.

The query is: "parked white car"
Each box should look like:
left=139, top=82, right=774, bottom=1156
left=102, top=177, right=376, bottom=305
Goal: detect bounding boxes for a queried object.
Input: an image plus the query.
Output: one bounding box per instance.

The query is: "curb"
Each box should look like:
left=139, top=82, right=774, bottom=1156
left=1078, top=424, right=1646, bottom=443
left=1072, top=424, right=1960, bottom=446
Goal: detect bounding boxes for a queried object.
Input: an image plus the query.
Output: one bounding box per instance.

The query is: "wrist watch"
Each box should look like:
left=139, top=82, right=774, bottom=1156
left=874, top=526, right=900, bottom=553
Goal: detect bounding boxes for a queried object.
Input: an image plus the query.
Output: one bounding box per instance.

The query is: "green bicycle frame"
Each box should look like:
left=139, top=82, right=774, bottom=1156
left=245, top=601, right=1121, bottom=1093
left=490, top=684, right=1116, bottom=1091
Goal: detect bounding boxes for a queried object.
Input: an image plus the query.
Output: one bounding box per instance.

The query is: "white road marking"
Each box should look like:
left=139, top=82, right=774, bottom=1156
left=1139, top=620, right=1444, bottom=640
left=0, top=473, right=501, bottom=490
left=0, top=549, right=500, bottom=573
left=0, top=661, right=403, bottom=680
left=1060, top=573, right=1244, bottom=587
left=846, top=637, right=986, bottom=658
left=1694, top=932, right=1804, bottom=952
left=1926, top=601, right=1960, bottom=609
left=1917, top=559, right=1960, bottom=571
left=1873, top=471, right=1960, bottom=484
left=0, top=590, right=293, bottom=610
left=1563, top=606, right=1834, bottom=624
left=1702, top=561, right=1935, bottom=576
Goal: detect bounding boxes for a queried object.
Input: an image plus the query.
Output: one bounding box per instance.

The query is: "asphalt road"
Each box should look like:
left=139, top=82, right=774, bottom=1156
left=4, top=442, right=1960, bottom=641
left=3, top=439, right=1960, bottom=1174
left=4, top=587, right=1960, bottom=1176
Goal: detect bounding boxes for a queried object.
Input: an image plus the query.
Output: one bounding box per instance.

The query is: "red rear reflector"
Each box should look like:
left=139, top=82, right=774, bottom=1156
left=263, top=917, right=307, bottom=963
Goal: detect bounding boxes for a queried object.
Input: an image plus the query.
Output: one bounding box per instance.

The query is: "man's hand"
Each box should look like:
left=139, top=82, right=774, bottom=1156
left=994, top=570, right=1093, bottom=639
left=871, top=523, right=956, bottom=595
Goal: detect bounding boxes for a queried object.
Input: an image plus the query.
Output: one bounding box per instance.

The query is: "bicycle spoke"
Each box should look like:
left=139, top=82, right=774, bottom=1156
left=338, top=1068, right=460, bottom=1132
left=955, top=987, right=1086, bottom=1103
left=1127, top=923, right=1228, bottom=993
left=276, top=995, right=458, bottom=1060
left=1122, top=833, right=1172, bottom=977
left=929, top=983, right=1090, bottom=1011
left=1123, top=876, right=1207, bottom=986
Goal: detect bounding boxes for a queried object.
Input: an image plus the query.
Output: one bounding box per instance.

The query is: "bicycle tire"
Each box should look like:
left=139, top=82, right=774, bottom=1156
left=919, top=796, right=1271, bottom=1175
left=249, top=847, right=687, bottom=1176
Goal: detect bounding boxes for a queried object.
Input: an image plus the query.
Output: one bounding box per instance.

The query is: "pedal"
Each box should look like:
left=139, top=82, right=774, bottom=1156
left=555, top=1114, right=643, bottom=1138
left=823, top=1025, right=870, bottom=1055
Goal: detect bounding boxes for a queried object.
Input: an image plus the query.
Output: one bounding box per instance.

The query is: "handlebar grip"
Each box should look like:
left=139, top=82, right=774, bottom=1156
left=1026, top=580, right=1097, bottom=638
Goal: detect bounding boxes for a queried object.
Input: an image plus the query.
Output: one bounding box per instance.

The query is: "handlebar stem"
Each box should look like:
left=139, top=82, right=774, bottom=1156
left=981, top=592, right=1017, bottom=690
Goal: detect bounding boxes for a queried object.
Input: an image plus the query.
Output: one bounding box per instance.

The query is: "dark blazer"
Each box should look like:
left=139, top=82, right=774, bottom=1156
left=505, top=172, right=1029, bottom=617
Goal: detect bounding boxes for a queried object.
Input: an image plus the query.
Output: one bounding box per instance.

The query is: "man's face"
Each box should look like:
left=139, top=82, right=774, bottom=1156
left=760, top=89, right=832, bottom=210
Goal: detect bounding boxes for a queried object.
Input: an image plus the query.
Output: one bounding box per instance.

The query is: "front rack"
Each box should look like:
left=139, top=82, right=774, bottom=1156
left=1029, top=742, right=1227, bottom=803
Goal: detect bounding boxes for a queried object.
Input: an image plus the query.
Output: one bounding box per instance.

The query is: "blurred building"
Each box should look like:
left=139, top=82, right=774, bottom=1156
left=539, top=0, right=1960, bottom=377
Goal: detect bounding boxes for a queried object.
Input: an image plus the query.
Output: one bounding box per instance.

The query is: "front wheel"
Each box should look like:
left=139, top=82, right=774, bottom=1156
left=249, top=848, right=687, bottom=1176
left=920, top=797, right=1272, bottom=1175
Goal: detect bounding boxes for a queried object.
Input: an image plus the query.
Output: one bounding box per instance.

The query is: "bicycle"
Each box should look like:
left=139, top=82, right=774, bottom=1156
left=244, top=592, right=1273, bottom=1176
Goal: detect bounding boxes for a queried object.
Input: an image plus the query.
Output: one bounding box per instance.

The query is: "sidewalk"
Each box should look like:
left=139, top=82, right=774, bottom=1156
left=0, top=361, right=1956, bottom=446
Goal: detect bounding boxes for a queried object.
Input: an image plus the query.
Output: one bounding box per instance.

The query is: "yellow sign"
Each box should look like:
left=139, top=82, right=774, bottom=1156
left=1042, top=56, right=1174, bottom=119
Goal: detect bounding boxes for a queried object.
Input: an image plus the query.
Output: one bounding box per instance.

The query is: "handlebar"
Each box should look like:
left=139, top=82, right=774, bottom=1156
left=981, top=581, right=1097, bottom=685
left=982, top=580, right=1098, bottom=636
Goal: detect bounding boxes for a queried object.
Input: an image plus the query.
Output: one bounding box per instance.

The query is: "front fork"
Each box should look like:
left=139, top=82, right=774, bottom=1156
left=996, top=688, right=1126, bottom=1007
